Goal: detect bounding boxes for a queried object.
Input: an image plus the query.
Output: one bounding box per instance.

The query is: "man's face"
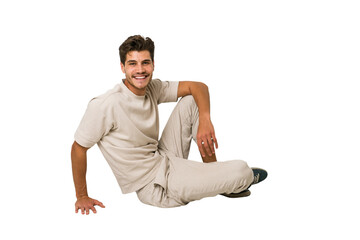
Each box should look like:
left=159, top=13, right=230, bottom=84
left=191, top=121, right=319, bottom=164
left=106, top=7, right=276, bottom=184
left=121, top=50, right=154, bottom=96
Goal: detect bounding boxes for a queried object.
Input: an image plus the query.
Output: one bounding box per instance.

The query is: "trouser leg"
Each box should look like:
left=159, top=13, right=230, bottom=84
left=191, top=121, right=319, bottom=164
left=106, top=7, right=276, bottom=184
left=137, top=96, right=198, bottom=208
left=138, top=96, right=254, bottom=207
left=158, top=95, right=199, bottom=159
left=166, top=156, right=254, bottom=204
left=160, top=95, right=253, bottom=200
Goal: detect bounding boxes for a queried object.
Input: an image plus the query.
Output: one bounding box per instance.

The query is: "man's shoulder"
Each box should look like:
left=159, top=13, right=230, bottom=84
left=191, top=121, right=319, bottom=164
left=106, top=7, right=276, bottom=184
left=145, top=78, right=162, bottom=96
left=88, top=84, right=122, bottom=110
left=147, top=78, right=179, bottom=103
left=147, top=78, right=175, bottom=92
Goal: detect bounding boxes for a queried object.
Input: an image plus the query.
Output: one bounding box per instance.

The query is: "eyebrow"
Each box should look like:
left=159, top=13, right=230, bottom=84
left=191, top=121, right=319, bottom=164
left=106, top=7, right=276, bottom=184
left=126, top=59, right=152, bottom=63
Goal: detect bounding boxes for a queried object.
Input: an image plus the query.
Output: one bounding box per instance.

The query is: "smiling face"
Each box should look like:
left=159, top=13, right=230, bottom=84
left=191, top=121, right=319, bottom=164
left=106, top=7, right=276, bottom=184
left=121, top=50, right=154, bottom=96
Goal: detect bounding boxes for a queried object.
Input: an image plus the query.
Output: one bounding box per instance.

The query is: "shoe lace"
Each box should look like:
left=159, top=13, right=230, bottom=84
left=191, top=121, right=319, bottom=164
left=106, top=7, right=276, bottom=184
left=253, top=173, right=260, bottom=184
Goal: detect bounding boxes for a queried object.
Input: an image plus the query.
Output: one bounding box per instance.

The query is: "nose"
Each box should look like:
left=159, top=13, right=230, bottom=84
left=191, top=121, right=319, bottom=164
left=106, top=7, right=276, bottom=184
left=136, top=64, right=145, bottom=73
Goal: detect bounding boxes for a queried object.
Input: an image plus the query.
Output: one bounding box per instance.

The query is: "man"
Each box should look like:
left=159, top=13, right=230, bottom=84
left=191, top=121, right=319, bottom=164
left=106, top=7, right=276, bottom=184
left=71, top=35, right=267, bottom=214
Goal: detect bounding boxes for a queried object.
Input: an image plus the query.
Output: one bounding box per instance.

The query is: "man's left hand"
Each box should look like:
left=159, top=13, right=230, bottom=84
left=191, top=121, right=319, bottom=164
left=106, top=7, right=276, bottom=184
left=197, top=118, right=218, bottom=158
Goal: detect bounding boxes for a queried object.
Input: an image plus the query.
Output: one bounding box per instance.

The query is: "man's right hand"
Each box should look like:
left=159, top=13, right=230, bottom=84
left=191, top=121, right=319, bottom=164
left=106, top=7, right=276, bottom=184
left=75, top=196, right=105, bottom=215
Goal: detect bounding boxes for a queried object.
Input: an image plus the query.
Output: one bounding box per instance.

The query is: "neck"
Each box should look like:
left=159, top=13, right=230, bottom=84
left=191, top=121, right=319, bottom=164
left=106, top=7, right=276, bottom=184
left=123, top=79, right=146, bottom=96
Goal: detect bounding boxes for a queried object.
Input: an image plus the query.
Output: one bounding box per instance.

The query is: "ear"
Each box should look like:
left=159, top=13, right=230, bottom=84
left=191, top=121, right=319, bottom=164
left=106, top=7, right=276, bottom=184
left=120, top=63, right=125, bottom=73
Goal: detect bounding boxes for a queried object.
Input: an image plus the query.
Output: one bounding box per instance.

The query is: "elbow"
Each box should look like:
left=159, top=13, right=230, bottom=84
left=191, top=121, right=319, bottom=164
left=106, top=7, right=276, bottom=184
left=185, top=81, right=209, bottom=97
left=199, top=82, right=208, bottom=89
left=193, top=82, right=208, bottom=92
left=200, top=82, right=209, bottom=93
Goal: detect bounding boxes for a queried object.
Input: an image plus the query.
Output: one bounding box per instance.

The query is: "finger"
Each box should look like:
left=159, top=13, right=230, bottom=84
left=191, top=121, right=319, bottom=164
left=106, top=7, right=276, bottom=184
left=203, top=139, right=213, bottom=156
left=86, top=207, right=90, bottom=215
left=212, top=135, right=218, bottom=149
left=75, top=206, right=79, bottom=213
left=90, top=206, right=97, bottom=214
left=81, top=207, right=85, bottom=215
left=94, top=200, right=105, bottom=208
left=197, top=140, right=206, bottom=157
left=207, top=137, right=215, bottom=154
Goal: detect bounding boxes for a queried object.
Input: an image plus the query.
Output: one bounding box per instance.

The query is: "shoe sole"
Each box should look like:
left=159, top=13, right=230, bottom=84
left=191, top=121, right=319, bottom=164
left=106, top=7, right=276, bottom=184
left=221, top=190, right=251, bottom=198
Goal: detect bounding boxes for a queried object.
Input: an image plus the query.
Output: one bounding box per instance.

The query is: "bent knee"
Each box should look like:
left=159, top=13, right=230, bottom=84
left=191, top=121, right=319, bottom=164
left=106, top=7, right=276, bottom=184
left=179, top=95, right=196, bottom=107
left=233, top=160, right=253, bottom=181
left=177, top=95, right=198, bottom=118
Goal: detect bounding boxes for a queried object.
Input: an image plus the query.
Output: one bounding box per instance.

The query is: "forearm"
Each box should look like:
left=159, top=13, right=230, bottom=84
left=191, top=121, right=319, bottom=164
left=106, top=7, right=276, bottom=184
left=71, top=142, right=89, bottom=199
left=177, top=81, right=218, bottom=161
left=189, top=82, right=211, bottom=121
left=188, top=82, right=218, bottom=162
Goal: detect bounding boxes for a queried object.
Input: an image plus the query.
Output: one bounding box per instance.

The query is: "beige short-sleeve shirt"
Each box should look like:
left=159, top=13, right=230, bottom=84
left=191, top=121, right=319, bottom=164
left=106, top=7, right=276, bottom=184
left=75, top=79, right=179, bottom=193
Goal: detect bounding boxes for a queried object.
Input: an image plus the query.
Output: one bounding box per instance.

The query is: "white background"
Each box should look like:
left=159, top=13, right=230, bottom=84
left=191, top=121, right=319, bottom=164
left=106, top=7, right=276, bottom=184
left=1, top=0, right=359, bottom=239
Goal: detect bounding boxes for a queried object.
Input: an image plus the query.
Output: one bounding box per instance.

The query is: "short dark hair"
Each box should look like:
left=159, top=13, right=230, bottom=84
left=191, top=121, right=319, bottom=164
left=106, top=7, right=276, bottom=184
left=119, top=35, right=155, bottom=65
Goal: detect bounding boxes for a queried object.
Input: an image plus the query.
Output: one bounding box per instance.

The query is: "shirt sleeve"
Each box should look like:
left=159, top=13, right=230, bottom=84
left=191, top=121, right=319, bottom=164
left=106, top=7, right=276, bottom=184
left=74, top=98, right=114, bottom=148
left=151, top=79, right=179, bottom=104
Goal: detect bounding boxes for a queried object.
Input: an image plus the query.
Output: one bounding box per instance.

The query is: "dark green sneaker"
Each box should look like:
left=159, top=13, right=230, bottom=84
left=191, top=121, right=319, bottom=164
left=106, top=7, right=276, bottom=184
left=251, top=168, right=268, bottom=184
left=221, top=168, right=267, bottom=198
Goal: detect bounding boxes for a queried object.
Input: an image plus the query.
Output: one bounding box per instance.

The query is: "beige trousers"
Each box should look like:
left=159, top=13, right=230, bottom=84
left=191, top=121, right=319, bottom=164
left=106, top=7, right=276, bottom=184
left=136, top=96, right=254, bottom=207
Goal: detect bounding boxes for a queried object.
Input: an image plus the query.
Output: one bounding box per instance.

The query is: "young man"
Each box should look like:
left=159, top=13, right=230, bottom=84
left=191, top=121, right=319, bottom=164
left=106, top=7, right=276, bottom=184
left=71, top=35, right=267, bottom=214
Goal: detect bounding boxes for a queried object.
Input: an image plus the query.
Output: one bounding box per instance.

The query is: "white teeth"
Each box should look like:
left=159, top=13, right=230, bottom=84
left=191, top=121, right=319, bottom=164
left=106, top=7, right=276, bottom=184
left=135, top=76, right=146, bottom=79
